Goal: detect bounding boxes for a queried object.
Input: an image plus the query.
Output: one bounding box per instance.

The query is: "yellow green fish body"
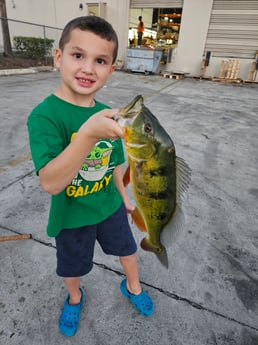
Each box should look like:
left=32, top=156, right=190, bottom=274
left=119, top=95, right=191, bottom=267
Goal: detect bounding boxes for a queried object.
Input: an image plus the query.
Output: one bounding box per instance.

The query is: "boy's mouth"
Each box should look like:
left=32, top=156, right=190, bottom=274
left=76, top=77, right=95, bottom=87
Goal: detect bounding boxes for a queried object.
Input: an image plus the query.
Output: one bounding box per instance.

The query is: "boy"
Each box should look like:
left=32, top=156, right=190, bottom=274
left=27, top=16, right=154, bottom=337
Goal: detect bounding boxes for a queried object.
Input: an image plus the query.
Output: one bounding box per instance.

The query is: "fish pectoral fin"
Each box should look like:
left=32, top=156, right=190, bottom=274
left=123, top=165, right=130, bottom=187
left=132, top=207, right=147, bottom=232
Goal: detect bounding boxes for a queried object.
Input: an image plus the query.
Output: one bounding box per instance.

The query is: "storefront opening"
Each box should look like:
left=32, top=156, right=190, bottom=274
left=128, top=7, right=182, bottom=72
left=129, top=8, right=181, bottom=47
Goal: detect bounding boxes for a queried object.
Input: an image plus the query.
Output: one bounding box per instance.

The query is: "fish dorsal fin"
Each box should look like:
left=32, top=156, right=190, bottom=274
left=160, top=157, right=191, bottom=251
left=160, top=205, right=184, bottom=250
left=176, top=156, right=191, bottom=206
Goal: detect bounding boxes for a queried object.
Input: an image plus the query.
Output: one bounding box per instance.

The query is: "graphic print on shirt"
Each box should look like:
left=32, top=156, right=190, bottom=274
left=65, top=133, right=115, bottom=198
left=80, top=141, right=114, bottom=181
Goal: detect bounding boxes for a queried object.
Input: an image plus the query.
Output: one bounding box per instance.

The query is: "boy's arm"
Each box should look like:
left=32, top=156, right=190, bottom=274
left=113, top=164, right=135, bottom=213
left=39, top=108, right=123, bottom=195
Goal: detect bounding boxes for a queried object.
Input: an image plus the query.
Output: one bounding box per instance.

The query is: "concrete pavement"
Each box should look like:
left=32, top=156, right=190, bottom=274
left=0, top=69, right=258, bottom=345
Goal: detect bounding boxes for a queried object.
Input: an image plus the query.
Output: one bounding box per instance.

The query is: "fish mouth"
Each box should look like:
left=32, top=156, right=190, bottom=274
left=118, top=95, right=144, bottom=126
left=126, top=142, right=146, bottom=149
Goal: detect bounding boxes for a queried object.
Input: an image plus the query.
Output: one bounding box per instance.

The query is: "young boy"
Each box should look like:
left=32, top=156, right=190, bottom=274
left=27, top=16, right=154, bottom=337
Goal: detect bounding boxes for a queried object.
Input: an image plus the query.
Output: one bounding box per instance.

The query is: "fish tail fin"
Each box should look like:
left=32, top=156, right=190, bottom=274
left=156, top=249, right=169, bottom=269
left=140, top=238, right=169, bottom=269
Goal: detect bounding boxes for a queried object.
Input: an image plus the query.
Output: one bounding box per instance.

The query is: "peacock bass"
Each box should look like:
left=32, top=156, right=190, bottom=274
left=118, top=95, right=191, bottom=268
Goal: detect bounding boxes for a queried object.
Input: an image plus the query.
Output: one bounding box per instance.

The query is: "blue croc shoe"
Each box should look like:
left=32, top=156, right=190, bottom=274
left=59, top=288, right=84, bottom=337
left=120, top=279, right=154, bottom=317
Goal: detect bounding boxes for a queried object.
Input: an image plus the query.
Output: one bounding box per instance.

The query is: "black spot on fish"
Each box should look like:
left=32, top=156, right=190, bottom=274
left=151, top=212, right=168, bottom=220
left=149, top=189, right=173, bottom=199
left=149, top=166, right=170, bottom=177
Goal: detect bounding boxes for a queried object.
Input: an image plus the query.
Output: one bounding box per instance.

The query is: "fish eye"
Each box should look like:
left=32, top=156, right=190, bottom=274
left=144, top=122, right=153, bottom=134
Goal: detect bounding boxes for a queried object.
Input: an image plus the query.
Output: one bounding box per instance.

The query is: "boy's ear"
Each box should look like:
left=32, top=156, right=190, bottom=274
left=110, top=63, right=116, bottom=74
left=54, top=48, right=62, bottom=69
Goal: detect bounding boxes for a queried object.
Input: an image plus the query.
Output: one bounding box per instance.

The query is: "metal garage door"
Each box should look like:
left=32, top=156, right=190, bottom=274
left=205, top=0, right=258, bottom=59
left=130, top=0, right=183, bottom=8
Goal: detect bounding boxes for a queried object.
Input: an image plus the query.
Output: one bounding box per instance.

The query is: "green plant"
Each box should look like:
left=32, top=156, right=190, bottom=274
left=13, top=36, right=54, bottom=59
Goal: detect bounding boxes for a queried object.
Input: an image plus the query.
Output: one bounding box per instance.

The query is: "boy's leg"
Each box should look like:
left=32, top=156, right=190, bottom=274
left=59, top=277, right=84, bottom=337
left=119, top=253, right=154, bottom=317
left=119, top=253, right=141, bottom=295
left=55, top=225, right=97, bottom=336
left=97, top=204, right=154, bottom=316
left=64, top=277, right=82, bottom=304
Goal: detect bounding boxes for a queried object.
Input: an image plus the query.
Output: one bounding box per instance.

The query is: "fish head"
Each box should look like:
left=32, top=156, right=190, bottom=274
left=119, top=95, right=174, bottom=161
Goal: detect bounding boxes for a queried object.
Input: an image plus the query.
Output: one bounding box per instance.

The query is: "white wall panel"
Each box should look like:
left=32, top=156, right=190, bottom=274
left=130, top=0, right=183, bottom=8
left=205, top=0, right=258, bottom=58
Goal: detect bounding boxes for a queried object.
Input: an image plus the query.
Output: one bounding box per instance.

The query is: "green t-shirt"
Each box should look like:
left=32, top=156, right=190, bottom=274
left=27, top=94, right=125, bottom=237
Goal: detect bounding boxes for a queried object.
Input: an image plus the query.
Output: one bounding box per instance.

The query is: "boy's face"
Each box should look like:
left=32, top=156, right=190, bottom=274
left=54, top=29, right=116, bottom=104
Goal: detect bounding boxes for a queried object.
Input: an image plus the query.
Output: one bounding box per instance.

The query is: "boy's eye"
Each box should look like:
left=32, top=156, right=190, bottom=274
left=97, top=58, right=106, bottom=65
left=73, top=53, right=83, bottom=59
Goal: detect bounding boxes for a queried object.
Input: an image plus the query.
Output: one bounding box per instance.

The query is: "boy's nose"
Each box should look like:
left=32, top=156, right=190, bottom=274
left=81, top=60, right=94, bottom=74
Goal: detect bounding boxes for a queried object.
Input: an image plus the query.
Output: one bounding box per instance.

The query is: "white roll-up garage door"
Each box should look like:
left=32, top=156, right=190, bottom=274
left=130, top=0, right=183, bottom=8
left=205, top=0, right=258, bottom=59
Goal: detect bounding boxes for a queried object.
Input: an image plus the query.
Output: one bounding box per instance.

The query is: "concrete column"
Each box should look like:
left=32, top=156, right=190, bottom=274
left=170, top=0, right=213, bottom=76
left=107, top=0, right=130, bottom=69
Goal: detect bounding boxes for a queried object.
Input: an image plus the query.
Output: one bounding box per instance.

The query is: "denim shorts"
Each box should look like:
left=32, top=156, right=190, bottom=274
left=55, top=203, right=137, bottom=277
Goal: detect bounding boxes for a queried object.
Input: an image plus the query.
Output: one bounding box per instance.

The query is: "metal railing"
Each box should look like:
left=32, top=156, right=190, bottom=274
left=0, top=16, right=63, bottom=60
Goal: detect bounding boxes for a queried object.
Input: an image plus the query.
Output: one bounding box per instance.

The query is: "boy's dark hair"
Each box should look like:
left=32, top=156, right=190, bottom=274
left=59, top=16, right=118, bottom=63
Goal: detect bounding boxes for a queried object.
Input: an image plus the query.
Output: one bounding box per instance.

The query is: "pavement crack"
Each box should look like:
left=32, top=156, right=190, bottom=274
left=94, top=261, right=258, bottom=332
left=0, top=170, right=34, bottom=192
left=147, top=283, right=258, bottom=332
left=2, top=227, right=258, bottom=333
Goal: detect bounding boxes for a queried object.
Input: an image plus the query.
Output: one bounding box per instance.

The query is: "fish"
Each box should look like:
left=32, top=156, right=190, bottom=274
left=118, top=95, right=191, bottom=268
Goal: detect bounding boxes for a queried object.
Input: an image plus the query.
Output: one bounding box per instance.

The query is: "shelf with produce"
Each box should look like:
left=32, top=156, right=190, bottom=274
left=157, top=13, right=181, bottom=32
left=158, top=22, right=180, bottom=28
left=159, top=13, right=181, bottom=19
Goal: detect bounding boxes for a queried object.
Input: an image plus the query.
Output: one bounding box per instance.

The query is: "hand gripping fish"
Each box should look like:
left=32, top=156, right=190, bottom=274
left=118, top=95, right=191, bottom=268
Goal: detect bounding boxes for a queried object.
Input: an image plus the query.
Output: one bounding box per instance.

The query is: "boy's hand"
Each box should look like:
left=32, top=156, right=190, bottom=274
left=123, top=199, right=136, bottom=225
left=124, top=200, right=135, bottom=214
left=79, top=108, right=124, bottom=140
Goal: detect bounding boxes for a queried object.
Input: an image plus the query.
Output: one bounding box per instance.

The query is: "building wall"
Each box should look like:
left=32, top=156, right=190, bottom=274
left=170, top=0, right=213, bottom=75
left=2, top=0, right=130, bottom=66
left=2, top=0, right=86, bottom=52
left=167, top=0, right=257, bottom=80
left=6, top=0, right=81, bottom=28
left=104, top=0, right=130, bottom=67
left=1, top=0, right=257, bottom=80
